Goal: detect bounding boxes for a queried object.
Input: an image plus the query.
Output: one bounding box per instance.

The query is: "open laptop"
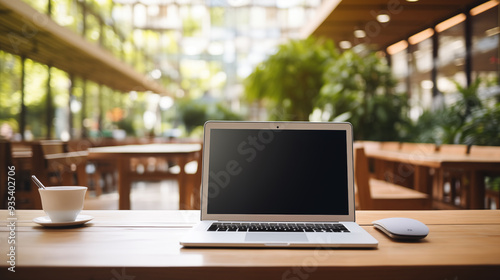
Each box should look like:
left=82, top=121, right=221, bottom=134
left=180, top=121, right=378, bottom=248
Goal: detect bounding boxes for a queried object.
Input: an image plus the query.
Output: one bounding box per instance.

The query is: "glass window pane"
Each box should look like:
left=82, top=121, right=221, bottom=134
left=22, top=0, right=49, bottom=14
left=85, top=13, right=101, bottom=44
left=51, top=67, right=70, bottom=140
left=52, top=0, right=78, bottom=32
left=0, top=51, right=21, bottom=140
left=24, top=59, right=48, bottom=140
left=71, top=77, right=86, bottom=139
left=84, top=80, right=100, bottom=137
left=437, top=21, right=466, bottom=95
left=409, top=38, right=433, bottom=119
left=391, top=49, right=408, bottom=94
left=471, top=6, right=499, bottom=87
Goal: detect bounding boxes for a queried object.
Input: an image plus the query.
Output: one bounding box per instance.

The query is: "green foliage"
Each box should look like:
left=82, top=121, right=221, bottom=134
left=244, top=37, right=339, bottom=121
left=209, top=103, right=244, bottom=121
left=0, top=51, right=21, bottom=121
left=177, top=99, right=243, bottom=134
left=407, top=78, right=500, bottom=146
left=178, top=101, right=207, bottom=134
left=210, top=7, right=225, bottom=26
left=320, top=50, right=408, bottom=141
left=451, top=79, right=483, bottom=128
left=183, top=16, right=202, bottom=37
left=244, top=38, right=409, bottom=140
left=113, top=118, right=134, bottom=135
left=459, top=103, right=500, bottom=146
left=486, top=176, right=500, bottom=191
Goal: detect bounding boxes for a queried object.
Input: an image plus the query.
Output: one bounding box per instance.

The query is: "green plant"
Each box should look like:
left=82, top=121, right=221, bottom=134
left=114, top=118, right=135, bottom=136
left=459, top=103, right=500, bottom=146
left=208, top=103, right=244, bottom=121
left=485, top=176, right=500, bottom=192
left=407, top=78, right=498, bottom=145
left=178, top=101, right=208, bottom=134
left=244, top=37, right=338, bottom=121
left=177, top=99, right=243, bottom=135
left=320, top=50, right=409, bottom=141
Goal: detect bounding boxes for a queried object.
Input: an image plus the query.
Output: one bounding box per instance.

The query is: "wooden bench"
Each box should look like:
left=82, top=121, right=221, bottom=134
left=354, top=145, right=432, bottom=210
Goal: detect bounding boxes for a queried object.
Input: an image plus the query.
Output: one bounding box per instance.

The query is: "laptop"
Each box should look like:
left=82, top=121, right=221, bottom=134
left=180, top=121, right=378, bottom=248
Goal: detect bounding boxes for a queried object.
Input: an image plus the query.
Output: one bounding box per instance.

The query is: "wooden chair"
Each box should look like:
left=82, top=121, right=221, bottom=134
left=0, top=140, right=13, bottom=209
left=485, top=188, right=500, bottom=209
left=29, top=140, right=88, bottom=209
left=469, top=146, right=500, bottom=209
left=434, top=144, right=470, bottom=209
left=185, top=143, right=203, bottom=209
left=71, top=139, right=117, bottom=197
left=1, top=140, right=37, bottom=209
left=354, top=146, right=431, bottom=210
left=1, top=140, right=88, bottom=209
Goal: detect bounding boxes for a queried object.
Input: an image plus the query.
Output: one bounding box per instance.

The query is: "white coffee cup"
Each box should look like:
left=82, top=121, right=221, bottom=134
left=38, top=186, right=87, bottom=223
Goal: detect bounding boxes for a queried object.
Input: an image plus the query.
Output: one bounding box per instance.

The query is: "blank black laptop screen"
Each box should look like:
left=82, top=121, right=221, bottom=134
left=206, top=128, right=349, bottom=215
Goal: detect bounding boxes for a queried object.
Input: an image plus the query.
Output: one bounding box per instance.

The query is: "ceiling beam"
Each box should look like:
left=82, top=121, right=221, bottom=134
left=301, top=0, right=490, bottom=50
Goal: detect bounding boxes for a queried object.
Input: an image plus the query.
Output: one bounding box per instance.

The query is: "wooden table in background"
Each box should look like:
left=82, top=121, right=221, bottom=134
left=1, top=210, right=499, bottom=279
left=365, top=149, right=500, bottom=209
left=88, top=143, right=202, bottom=210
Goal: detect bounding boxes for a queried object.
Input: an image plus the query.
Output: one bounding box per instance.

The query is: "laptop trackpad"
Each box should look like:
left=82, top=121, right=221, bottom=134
left=245, top=233, right=308, bottom=242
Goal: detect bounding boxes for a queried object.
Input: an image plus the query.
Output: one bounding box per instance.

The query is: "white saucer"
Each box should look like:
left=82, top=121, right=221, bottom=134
left=33, top=215, right=93, bottom=227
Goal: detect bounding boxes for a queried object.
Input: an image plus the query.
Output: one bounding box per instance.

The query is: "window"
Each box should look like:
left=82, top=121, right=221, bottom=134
left=471, top=5, right=499, bottom=87
left=408, top=38, right=433, bottom=119
left=0, top=51, right=21, bottom=140
left=437, top=20, right=466, bottom=95
left=390, top=48, right=409, bottom=94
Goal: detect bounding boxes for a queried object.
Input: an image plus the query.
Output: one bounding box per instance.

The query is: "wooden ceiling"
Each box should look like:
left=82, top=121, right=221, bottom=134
left=303, top=0, right=491, bottom=50
left=0, top=0, right=167, bottom=94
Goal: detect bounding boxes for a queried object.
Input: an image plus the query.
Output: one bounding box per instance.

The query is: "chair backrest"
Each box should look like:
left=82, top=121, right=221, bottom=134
left=186, top=143, right=203, bottom=210
left=31, top=141, right=65, bottom=182
left=39, top=140, right=66, bottom=154
left=67, top=139, right=93, bottom=152
left=354, top=146, right=373, bottom=209
left=0, top=140, right=13, bottom=208
left=469, top=145, right=500, bottom=157
left=2, top=141, right=42, bottom=209
left=31, top=140, right=87, bottom=188
left=438, top=144, right=469, bottom=155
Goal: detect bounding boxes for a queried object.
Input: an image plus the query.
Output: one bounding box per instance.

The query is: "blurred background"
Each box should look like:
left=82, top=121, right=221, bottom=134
left=0, top=0, right=499, bottom=210
left=0, top=0, right=497, bottom=144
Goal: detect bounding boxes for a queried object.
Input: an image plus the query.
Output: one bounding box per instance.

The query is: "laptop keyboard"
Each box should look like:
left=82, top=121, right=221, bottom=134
left=207, top=222, right=350, bottom=233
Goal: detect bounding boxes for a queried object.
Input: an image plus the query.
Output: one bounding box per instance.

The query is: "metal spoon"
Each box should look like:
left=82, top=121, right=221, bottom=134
left=31, top=175, right=46, bottom=189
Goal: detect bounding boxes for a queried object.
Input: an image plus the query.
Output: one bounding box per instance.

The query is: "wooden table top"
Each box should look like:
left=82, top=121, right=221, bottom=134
left=88, top=143, right=201, bottom=157
left=365, top=148, right=500, bottom=169
left=1, top=210, right=499, bottom=280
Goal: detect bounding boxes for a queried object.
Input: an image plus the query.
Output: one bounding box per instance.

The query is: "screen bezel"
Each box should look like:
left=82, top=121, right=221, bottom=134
left=200, top=121, right=356, bottom=222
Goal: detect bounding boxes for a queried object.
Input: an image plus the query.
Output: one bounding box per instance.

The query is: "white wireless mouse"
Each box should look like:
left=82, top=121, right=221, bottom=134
left=372, top=218, right=429, bottom=240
